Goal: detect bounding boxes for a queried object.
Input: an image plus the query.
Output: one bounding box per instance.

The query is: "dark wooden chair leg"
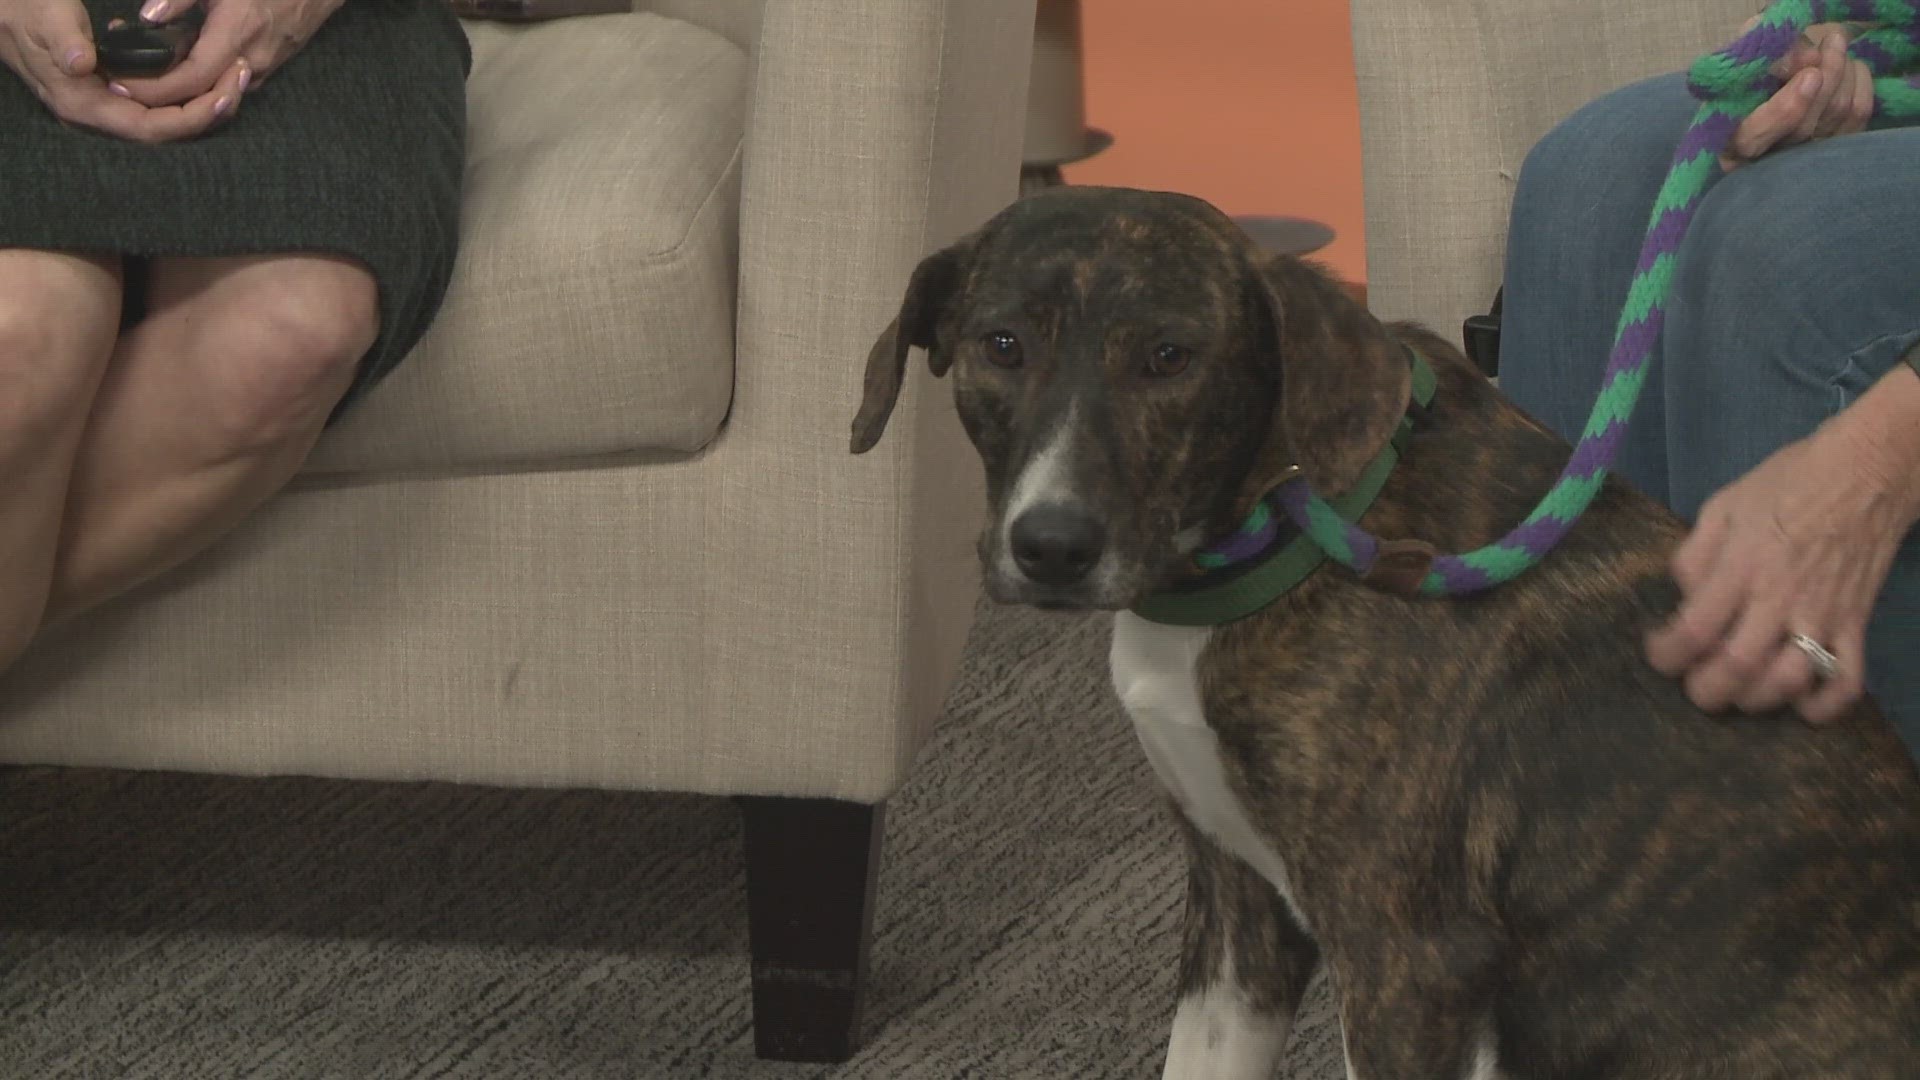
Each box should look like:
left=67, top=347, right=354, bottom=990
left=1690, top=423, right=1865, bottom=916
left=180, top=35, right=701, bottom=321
left=736, top=795, right=885, bottom=1063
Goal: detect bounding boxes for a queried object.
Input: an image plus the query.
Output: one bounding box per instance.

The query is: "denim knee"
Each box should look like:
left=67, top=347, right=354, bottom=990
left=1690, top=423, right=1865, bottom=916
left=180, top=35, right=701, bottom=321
left=1510, top=72, right=1696, bottom=235
left=1665, top=127, right=1920, bottom=388
left=1657, top=126, right=1920, bottom=518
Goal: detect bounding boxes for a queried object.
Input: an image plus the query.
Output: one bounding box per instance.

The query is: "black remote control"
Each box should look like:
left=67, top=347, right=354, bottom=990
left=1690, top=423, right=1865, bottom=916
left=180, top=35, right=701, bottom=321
left=96, top=12, right=203, bottom=79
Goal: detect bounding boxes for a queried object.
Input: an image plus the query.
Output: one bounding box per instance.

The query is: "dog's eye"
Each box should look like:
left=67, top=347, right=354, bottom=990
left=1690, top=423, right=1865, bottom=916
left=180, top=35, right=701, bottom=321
left=983, top=330, right=1024, bottom=368
left=1146, top=343, right=1191, bottom=378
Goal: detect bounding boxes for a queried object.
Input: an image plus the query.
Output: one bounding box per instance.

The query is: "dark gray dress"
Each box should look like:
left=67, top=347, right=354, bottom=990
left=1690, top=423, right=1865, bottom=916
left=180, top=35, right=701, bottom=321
left=0, top=0, right=472, bottom=416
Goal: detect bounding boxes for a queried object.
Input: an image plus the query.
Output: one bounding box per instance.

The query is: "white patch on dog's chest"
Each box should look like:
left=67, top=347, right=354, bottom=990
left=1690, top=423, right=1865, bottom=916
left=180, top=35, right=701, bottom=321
left=1110, top=612, right=1309, bottom=931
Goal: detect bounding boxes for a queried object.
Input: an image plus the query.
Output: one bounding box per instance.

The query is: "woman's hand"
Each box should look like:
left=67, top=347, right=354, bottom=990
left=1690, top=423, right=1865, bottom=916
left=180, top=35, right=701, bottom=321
left=108, top=0, right=341, bottom=109
left=1722, top=21, right=1875, bottom=170
left=1646, top=365, right=1920, bottom=724
left=0, top=0, right=244, bottom=141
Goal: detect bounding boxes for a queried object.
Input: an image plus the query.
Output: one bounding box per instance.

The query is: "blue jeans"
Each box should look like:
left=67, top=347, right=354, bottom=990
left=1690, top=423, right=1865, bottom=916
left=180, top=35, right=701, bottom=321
left=1499, top=72, right=1920, bottom=758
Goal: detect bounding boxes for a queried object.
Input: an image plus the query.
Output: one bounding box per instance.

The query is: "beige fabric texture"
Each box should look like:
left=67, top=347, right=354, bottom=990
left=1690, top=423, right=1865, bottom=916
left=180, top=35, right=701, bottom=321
left=1349, top=0, right=1761, bottom=339
left=0, top=0, right=1036, bottom=806
left=309, top=12, right=749, bottom=476
left=641, top=0, right=761, bottom=49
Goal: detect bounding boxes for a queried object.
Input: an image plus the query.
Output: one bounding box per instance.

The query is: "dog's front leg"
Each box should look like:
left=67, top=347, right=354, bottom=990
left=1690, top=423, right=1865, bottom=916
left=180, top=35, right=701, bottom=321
left=1163, top=816, right=1317, bottom=1080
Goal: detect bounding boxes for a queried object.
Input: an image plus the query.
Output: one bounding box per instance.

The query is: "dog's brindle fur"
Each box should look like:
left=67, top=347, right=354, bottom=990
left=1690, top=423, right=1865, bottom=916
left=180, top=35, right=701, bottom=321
left=853, top=187, right=1920, bottom=1078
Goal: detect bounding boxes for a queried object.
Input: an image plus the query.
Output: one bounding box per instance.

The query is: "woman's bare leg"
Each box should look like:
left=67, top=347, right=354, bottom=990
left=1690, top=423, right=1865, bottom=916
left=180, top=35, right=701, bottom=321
left=0, top=248, right=121, bottom=668
left=41, top=252, right=376, bottom=625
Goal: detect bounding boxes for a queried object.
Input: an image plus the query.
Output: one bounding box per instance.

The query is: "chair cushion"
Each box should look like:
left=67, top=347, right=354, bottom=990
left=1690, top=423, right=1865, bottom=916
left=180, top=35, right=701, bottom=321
left=306, top=12, right=746, bottom=478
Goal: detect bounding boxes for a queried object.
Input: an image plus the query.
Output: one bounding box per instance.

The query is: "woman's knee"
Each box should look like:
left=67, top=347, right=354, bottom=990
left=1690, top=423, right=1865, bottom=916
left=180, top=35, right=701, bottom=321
left=1505, top=72, right=1702, bottom=346
left=184, top=258, right=378, bottom=451
left=1657, top=128, right=1920, bottom=519
left=0, top=252, right=120, bottom=440
left=1668, top=129, right=1920, bottom=377
left=1512, top=73, right=1698, bottom=231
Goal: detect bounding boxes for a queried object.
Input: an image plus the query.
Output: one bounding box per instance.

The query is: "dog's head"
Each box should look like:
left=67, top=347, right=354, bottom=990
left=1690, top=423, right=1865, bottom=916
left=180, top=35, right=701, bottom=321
left=851, top=186, right=1410, bottom=611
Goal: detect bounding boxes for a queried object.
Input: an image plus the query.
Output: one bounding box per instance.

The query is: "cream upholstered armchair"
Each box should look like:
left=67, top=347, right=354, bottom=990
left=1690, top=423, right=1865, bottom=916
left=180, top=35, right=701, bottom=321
left=1348, top=0, right=1757, bottom=345
left=0, top=0, right=1035, bottom=1062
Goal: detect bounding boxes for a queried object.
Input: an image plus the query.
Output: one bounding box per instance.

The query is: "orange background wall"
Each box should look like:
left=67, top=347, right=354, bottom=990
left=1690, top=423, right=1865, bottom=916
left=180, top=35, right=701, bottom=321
left=1061, top=0, right=1368, bottom=286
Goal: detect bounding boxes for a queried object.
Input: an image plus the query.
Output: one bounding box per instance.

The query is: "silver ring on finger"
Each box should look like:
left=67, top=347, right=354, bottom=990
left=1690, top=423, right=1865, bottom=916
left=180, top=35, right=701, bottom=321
left=1789, top=632, right=1839, bottom=681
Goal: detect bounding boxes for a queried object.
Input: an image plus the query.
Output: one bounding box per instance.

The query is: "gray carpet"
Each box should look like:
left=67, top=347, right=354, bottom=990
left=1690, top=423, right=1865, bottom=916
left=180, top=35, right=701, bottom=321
left=0, top=599, right=1345, bottom=1079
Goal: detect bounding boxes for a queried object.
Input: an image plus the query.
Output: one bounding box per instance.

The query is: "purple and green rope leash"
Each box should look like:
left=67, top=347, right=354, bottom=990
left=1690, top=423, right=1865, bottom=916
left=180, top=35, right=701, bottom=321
left=1256, top=0, right=1920, bottom=597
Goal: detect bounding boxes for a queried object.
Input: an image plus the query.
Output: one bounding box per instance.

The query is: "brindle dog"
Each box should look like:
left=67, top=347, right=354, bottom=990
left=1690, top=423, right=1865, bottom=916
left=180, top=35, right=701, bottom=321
left=851, top=187, right=1920, bottom=1079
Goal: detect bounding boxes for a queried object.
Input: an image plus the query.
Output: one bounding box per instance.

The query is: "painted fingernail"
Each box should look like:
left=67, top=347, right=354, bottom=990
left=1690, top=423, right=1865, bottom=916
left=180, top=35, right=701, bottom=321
left=108, top=81, right=130, bottom=98
left=237, top=62, right=251, bottom=93
left=64, top=45, right=85, bottom=72
left=140, top=0, right=169, bottom=21
left=213, top=94, right=232, bottom=117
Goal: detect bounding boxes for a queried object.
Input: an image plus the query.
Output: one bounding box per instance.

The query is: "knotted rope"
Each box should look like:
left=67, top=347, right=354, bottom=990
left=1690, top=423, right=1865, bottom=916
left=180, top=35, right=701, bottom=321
left=1268, top=0, right=1920, bottom=597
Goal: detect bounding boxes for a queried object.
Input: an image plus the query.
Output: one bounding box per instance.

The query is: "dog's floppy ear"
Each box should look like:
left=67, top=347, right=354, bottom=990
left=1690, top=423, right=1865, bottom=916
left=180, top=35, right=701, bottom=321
left=850, top=241, right=971, bottom=454
left=1238, top=254, right=1411, bottom=504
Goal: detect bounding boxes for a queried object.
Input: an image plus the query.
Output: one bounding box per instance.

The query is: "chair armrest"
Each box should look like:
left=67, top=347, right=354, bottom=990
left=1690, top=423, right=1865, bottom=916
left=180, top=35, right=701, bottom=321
left=693, top=0, right=1036, bottom=800
left=1350, top=0, right=1758, bottom=339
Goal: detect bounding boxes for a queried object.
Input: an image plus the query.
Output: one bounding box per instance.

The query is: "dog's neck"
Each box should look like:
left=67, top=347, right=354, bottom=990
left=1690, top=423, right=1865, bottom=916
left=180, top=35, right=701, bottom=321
left=1129, top=346, right=1434, bottom=627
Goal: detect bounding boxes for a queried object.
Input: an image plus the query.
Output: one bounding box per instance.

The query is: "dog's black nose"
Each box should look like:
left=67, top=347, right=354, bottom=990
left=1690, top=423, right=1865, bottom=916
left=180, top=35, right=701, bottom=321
left=1009, top=503, right=1106, bottom=586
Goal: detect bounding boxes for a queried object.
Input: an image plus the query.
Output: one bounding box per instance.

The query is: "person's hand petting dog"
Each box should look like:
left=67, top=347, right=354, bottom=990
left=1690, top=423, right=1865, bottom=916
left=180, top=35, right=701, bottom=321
left=1648, top=362, right=1920, bottom=725
left=0, top=0, right=244, bottom=142
left=106, top=0, right=339, bottom=111
left=1721, top=19, right=1875, bottom=170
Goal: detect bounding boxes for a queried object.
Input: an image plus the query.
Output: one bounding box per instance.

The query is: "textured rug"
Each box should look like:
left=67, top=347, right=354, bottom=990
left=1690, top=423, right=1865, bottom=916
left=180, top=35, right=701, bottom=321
left=0, top=599, right=1345, bottom=1079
